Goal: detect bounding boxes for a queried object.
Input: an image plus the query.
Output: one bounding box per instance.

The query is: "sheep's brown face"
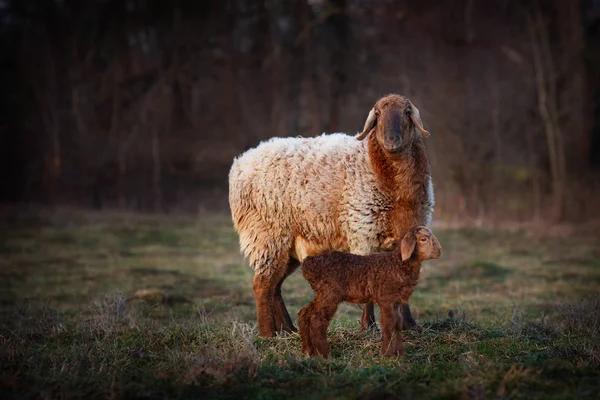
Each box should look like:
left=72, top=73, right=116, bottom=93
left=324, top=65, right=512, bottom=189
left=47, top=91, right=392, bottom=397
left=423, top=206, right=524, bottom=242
left=400, top=226, right=441, bottom=262
left=356, top=94, right=430, bottom=153
left=374, top=101, right=414, bottom=154
left=414, top=227, right=442, bottom=261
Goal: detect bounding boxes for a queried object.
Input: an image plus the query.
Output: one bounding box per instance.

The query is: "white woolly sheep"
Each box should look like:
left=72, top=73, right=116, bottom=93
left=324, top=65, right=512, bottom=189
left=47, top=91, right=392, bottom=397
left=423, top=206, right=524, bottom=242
left=228, top=94, right=434, bottom=337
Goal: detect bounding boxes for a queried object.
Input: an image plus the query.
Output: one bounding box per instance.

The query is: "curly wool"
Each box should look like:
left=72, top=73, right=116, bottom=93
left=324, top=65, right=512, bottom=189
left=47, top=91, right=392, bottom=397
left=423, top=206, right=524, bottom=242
left=229, top=132, right=434, bottom=276
left=297, top=226, right=441, bottom=358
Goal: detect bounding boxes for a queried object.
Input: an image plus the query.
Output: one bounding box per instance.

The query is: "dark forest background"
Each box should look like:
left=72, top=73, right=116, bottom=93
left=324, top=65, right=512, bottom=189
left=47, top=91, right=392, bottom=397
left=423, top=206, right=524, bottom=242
left=1, top=0, right=600, bottom=222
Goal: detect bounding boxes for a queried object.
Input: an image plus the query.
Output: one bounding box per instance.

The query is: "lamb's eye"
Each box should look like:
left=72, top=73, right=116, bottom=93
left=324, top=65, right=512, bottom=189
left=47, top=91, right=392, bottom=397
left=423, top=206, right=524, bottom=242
left=419, top=237, right=428, bottom=243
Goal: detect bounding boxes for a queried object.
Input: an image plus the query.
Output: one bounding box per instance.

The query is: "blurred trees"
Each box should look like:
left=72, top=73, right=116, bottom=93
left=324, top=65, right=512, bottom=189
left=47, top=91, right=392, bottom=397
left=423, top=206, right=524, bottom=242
left=1, top=0, right=599, bottom=221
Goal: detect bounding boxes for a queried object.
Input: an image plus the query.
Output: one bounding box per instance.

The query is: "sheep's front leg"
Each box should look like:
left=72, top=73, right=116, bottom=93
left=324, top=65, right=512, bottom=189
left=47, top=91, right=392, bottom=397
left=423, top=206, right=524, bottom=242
left=360, top=303, right=378, bottom=331
left=349, top=239, right=378, bottom=332
left=253, top=270, right=285, bottom=337
left=379, top=302, right=403, bottom=357
left=309, top=299, right=338, bottom=358
left=401, top=303, right=417, bottom=331
left=392, top=303, right=406, bottom=356
left=273, top=261, right=299, bottom=333
left=298, top=301, right=316, bottom=356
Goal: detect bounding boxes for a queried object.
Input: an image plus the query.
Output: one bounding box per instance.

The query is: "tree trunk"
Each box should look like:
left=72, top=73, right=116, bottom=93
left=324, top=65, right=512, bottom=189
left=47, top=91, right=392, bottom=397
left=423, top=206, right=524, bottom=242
left=525, top=120, right=542, bottom=222
left=300, top=1, right=320, bottom=135
left=152, top=127, right=162, bottom=212
left=529, top=10, right=566, bottom=221
left=558, top=0, right=590, bottom=175
left=326, top=0, right=348, bottom=133
left=118, top=148, right=127, bottom=209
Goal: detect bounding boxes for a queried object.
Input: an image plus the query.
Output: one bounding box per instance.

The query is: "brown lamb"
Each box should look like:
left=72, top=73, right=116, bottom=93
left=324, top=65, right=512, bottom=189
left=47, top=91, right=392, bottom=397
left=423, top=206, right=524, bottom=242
left=298, top=226, right=441, bottom=358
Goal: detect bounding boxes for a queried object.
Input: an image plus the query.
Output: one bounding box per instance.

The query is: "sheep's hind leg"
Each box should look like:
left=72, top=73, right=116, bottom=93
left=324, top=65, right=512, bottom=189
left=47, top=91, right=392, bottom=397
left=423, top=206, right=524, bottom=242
left=401, top=303, right=418, bottom=331
left=361, top=303, right=378, bottom=332
left=273, top=261, right=299, bottom=333
left=253, top=269, right=286, bottom=338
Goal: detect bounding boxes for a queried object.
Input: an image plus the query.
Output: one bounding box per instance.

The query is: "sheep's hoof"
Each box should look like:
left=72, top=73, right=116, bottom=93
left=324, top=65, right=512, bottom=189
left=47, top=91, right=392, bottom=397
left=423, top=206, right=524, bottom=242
left=404, top=324, right=422, bottom=332
left=402, top=319, right=418, bottom=331
left=276, top=324, right=297, bottom=335
left=360, top=320, right=380, bottom=333
left=382, top=350, right=406, bottom=358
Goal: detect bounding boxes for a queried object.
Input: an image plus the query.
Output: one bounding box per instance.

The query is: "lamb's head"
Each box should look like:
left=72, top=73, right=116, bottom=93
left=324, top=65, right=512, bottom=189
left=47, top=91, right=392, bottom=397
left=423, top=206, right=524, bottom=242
left=355, top=94, right=430, bottom=154
left=399, top=226, right=441, bottom=262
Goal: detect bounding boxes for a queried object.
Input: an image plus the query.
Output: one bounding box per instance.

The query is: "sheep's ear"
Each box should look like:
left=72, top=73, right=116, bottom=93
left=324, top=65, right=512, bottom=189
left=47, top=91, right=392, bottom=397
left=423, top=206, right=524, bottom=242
left=355, top=108, right=377, bottom=140
left=410, top=105, right=430, bottom=137
left=400, top=231, right=417, bottom=262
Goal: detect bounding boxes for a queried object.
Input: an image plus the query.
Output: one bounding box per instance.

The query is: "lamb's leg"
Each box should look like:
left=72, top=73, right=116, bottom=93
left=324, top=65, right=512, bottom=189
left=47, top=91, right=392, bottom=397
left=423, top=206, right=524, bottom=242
left=392, top=303, right=406, bottom=356
left=379, top=302, right=400, bottom=357
left=360, top=303, right=378, bottom=331
left=309, top=299, right=338, bottom=358
left=401, top=303, right=417, bottom=330
left=298, top=301, right=316, bottom=355
left=253, top=270, right=285, bottom=338
left=273, top=261, right=299, bottom=333
left=349, top=236, right=378, bottom=332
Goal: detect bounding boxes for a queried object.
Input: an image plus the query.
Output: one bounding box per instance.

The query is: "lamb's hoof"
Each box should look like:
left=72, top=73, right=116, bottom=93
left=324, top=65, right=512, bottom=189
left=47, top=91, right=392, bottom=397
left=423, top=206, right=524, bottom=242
left=305, top=348, right=328, bottom=359
left=382, top=350, right=406, bottom=358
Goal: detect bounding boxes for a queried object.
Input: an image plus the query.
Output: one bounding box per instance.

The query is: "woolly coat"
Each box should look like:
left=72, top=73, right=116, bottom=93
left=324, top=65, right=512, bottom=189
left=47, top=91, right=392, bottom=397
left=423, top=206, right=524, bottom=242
left=228, top=131, right=434, bottom=276
left=301, top=250, right=422, bottom=306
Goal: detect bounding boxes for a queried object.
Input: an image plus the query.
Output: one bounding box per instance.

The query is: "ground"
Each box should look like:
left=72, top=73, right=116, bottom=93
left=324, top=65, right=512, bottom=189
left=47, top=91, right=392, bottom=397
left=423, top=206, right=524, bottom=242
left=0, top=208, right=599, bottom=399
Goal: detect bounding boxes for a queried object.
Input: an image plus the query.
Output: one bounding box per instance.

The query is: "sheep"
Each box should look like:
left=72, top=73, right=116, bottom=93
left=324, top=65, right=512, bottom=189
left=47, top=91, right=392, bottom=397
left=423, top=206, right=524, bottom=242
left=298, top=226, right=442, bottom=358
left=228, top=94, right=434, bottom=338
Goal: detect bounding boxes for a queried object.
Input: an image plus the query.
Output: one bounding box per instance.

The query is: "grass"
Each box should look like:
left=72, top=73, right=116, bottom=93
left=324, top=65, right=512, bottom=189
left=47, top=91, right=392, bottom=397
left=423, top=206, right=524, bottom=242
left=0, top=208, right=599, bottom=399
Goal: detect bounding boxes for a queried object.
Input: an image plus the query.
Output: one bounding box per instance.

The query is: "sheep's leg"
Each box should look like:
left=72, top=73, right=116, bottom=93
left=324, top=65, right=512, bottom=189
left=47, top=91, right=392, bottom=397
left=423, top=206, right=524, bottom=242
left=401, top=303, right=417, bottom=330
left=379, top=302, right=400, bottom=357
left=273, top=261, right=299, bottom=333
left=253, top=270, right=284, bottom=337
left=348, top=236, right=378, bottom=332
left=298, top=301, right=316, bottom=356
left=309, top=298, right=338, bottom=358
left=360, top=303, right=378, bottom=332
left=392, top=303, right=406, bottom=356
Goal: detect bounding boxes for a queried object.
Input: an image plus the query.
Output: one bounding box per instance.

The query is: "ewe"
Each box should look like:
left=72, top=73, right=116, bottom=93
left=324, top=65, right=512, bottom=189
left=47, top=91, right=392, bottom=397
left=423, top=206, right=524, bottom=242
left=229, top=94, right=434, bottom=337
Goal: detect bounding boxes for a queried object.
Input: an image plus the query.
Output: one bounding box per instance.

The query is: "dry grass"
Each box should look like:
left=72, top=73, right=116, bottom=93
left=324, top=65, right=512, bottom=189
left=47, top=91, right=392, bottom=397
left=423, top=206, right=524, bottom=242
left=0, top=208, right=599, bottom=399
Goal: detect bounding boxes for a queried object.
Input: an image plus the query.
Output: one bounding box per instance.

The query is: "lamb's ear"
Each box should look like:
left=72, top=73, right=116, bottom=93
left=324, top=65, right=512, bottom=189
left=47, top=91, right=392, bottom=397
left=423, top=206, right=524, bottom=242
left=410, top=105, right=430, bottom=137
left=355, top=108, right=377, bottom=140
left=400, top=230, right=417, bottom=262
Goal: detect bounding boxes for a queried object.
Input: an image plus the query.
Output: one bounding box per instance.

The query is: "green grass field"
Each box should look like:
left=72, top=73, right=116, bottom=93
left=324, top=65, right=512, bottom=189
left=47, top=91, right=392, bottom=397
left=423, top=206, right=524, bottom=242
left=1, top=209, right=599, bottom=399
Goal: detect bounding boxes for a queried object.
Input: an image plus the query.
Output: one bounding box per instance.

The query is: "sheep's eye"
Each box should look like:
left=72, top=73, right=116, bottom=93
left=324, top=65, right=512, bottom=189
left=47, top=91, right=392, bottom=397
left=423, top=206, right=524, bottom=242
left=419, top=237, right=428, bottom=243
left=405, top=109, right=412, bottom=115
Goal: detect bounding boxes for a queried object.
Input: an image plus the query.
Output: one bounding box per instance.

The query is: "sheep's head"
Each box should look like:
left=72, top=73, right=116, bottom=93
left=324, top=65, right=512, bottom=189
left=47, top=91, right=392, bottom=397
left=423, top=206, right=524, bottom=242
left=400, top=226, right=441, bottom=262
left=355, top=94, right=430, bottom=154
